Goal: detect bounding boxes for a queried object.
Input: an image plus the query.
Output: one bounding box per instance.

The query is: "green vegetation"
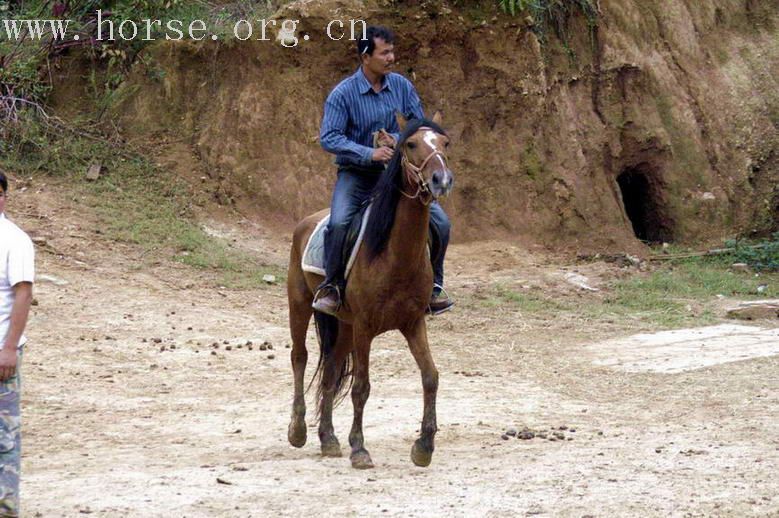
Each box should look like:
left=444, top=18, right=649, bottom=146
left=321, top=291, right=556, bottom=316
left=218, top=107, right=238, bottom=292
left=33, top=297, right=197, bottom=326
left=481, top=284, right=568, bottom=313
left=596, top=262, right=777, bottom=327
left=619, top=263, right=776, bottom=299
left=520, top=142, right=545, bottom=181
left=1, top=1, right=282, bottom=115
left=722, top=234, right=779, bottom=272
left=496, top=0, right=599, bottom=42
left=655, top=236, right=779, bottom=272
left=476, top=258, right=778, bottom=329
left=1, top=1, right=290, bottom=288
left=1, top=113, right=283, bottom=289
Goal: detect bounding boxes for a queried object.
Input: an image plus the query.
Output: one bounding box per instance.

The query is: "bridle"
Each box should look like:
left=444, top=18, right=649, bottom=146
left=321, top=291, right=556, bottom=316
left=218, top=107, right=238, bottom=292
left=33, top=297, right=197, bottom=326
left=398, top=129, right=449, bottom=206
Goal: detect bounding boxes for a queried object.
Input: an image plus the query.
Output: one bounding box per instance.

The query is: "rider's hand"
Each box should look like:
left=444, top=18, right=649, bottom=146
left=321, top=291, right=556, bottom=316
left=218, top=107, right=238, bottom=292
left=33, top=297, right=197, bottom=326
left=376, top=129, right=396, bottom=149
left=372, top=146, right=394, bottom=163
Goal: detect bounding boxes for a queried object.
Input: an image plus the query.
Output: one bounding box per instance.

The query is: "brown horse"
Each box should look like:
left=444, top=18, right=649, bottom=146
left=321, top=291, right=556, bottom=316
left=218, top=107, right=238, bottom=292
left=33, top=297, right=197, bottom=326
left=286, top=112, right=454, bottom=469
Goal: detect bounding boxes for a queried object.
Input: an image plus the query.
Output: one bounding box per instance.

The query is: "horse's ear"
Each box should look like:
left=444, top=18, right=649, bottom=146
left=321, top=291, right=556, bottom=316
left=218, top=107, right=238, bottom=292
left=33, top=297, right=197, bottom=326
left=431, top=110, right=443, bottom=126
left=395, top=111, right=407, bottom=133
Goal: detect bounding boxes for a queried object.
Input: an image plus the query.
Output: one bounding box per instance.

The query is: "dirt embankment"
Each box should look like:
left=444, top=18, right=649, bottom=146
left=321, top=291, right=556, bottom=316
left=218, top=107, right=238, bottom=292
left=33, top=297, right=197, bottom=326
left=52, top=0, right=779, bottom=253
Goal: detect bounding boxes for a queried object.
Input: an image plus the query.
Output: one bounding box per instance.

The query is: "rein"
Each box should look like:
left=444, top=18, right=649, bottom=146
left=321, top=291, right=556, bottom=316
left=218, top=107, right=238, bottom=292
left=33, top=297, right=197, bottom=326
left=397, top=130, right=449, bottom=206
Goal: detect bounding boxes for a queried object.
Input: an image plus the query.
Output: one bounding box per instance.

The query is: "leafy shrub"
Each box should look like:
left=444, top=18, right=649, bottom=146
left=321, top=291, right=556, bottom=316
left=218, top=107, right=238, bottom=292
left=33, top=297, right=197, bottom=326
left=498, top=0, right=532, bottom=16
left=0, top=51, right=51, bottom=104
left=498, top=0, right=599, bottom=46
left=724, top=233, right=779, bottom=272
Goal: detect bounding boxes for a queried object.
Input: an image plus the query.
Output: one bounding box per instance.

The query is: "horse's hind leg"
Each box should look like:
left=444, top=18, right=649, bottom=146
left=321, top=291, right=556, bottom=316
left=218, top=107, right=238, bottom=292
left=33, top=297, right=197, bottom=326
left=287, top=273, right=312, bottom=448
left=402, top=318, right=438, bottom=467
left=319, top=322, right=352, bottom=458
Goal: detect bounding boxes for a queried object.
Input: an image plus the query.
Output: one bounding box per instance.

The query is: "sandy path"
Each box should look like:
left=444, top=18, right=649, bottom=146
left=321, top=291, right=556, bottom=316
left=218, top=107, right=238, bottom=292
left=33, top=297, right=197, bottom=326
left=12, top=193, right=778, bottom=517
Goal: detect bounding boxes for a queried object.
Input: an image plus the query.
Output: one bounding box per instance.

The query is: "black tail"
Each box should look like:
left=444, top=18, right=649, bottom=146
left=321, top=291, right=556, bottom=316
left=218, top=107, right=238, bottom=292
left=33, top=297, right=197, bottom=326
left=309, top=312, right=353, bottom=419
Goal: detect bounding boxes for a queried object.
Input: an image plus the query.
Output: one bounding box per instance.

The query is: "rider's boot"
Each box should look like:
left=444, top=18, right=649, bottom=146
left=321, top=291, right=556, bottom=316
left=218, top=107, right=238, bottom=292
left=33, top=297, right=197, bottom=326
left=312, top=283, right=342, bottom=317
left=427, top=284, right=454, bottom=315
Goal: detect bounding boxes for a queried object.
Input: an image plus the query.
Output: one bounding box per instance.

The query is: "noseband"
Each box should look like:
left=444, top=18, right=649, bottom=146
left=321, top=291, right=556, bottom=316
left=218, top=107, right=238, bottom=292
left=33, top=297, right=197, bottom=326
left=398, top=130, right=449, bottom=206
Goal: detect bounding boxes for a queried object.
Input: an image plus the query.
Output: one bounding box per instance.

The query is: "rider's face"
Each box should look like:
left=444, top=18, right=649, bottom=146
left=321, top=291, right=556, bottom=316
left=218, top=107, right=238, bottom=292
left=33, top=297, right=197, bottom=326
left=362, top=38, right=395, bottom=77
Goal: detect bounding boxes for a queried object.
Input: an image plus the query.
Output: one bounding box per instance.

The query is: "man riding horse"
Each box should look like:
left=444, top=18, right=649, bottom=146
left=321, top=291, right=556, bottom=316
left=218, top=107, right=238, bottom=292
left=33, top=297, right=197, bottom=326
left=313, top=25, right=454, bottom=316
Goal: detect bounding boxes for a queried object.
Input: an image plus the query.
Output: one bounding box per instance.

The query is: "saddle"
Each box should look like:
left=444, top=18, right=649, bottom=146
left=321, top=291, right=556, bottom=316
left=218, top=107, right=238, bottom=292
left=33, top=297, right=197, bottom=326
left=302, top=203, right=372, bottom=279
left=302, top=203, right=443, bottom=280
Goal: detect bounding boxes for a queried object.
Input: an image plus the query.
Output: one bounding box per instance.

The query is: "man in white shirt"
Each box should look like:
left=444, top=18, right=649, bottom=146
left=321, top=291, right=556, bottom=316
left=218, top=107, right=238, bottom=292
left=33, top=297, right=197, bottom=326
left=0, top=171, right=34, bottom=517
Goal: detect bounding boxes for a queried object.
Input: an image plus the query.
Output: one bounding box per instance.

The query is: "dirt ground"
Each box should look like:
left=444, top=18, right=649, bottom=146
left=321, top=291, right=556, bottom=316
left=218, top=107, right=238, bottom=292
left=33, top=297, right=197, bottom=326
left=14, top=187, right=779, bottom=517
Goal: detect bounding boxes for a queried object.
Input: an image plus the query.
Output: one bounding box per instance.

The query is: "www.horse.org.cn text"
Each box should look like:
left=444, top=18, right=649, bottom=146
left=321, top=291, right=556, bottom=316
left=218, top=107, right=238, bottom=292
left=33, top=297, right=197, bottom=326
left=0, top=13, right=370, bottom=48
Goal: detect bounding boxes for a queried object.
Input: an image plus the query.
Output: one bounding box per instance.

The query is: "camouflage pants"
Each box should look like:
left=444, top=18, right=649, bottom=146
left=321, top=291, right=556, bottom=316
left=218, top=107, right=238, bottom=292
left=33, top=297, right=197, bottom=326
left=0, top=350, right=21, bottom=518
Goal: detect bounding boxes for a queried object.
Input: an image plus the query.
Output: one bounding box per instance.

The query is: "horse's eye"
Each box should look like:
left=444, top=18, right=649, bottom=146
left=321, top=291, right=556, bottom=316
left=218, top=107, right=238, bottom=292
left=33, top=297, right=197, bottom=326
left=407, top=142, right=417, bottom=149
left=444, top=141, right=450, bottom=148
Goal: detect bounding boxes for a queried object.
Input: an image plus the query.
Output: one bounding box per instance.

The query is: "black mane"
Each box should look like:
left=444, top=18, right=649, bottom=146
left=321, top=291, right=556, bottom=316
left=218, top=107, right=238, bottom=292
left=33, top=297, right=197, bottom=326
left=363, top=117, right=447, bottom=260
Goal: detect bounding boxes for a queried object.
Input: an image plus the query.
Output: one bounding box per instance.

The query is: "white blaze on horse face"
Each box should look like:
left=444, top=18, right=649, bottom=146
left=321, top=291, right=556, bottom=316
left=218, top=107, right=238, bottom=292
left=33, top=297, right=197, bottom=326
left=419, top=129, right=453, bottom=197
left=420, top=129, right=439, bottom=154
left=421, top=130, right=448, bottom=170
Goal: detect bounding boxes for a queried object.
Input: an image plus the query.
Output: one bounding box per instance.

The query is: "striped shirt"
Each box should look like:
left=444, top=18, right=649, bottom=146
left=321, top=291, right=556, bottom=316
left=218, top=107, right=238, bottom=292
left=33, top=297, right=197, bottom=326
left=320, top=66, right=424, bottom=170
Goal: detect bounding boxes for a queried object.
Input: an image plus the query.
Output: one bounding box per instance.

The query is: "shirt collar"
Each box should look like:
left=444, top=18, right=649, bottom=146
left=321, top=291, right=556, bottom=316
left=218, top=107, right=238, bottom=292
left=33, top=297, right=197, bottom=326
left=356, top=66, right=390, bottom=94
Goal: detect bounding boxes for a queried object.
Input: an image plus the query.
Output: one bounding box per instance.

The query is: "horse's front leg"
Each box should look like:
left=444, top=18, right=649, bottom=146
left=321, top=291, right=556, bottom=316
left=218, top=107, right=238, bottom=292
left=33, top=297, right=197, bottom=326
left=348, top=326, right=374, bottom=469
left=402, top=317, right=439, bottom=467
left=287, top=288, right=312, bottom=448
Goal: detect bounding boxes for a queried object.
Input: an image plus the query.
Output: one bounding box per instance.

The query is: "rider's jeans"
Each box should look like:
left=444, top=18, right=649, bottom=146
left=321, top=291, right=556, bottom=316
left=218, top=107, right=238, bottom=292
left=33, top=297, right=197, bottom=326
left=323, top=168, right=450, bottom=289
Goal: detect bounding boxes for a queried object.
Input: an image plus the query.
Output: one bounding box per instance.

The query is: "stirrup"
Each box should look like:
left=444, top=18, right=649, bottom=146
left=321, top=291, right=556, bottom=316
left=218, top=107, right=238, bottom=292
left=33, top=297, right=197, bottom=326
left=313, top=283, right=342, bottom=311
left=427, top=284, right=454, bottom=316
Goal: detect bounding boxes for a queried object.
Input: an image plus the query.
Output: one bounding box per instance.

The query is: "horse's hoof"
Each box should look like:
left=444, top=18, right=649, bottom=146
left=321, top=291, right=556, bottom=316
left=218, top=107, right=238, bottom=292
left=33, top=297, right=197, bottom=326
left=320, top=437, right=342, bottom=458
left=411, top=439, right=433, bottom=467
left=350, top=449, right=374, bottom=469
left=288, top=420, right=307, bottom=448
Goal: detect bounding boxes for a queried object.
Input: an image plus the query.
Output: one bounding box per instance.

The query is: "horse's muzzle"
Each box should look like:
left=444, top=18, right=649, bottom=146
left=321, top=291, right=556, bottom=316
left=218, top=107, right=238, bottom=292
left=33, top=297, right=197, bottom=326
left=431, top=169, right=454, bottom=198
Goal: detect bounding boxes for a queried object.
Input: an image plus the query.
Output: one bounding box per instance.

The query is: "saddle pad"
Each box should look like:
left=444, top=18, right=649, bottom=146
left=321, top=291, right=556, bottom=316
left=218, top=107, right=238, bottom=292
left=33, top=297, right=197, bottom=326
left=301, top=204, right=372, bottom=279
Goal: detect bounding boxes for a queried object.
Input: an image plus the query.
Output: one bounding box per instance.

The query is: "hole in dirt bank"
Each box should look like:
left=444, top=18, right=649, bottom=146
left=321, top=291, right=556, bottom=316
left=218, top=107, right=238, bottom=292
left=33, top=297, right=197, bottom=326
left=617, top=166, right=673, bottom=243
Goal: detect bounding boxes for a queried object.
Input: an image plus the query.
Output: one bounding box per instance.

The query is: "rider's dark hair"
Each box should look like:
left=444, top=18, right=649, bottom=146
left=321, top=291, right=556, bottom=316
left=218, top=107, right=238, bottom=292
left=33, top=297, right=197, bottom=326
left=0, top=170, right=7, bottom=194
left=357, top=25, right=395, bottom=58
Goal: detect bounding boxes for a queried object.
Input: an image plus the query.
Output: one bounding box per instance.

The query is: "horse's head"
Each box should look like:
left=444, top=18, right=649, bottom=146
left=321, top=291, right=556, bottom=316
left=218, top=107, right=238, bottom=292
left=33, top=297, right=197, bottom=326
left=396, top=111, right=454, bottom=202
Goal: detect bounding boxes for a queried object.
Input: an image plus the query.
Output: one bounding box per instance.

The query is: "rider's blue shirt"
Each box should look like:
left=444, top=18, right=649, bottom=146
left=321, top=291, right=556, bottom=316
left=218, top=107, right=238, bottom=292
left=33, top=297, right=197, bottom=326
left=319, top=67, right=424, bottom=170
